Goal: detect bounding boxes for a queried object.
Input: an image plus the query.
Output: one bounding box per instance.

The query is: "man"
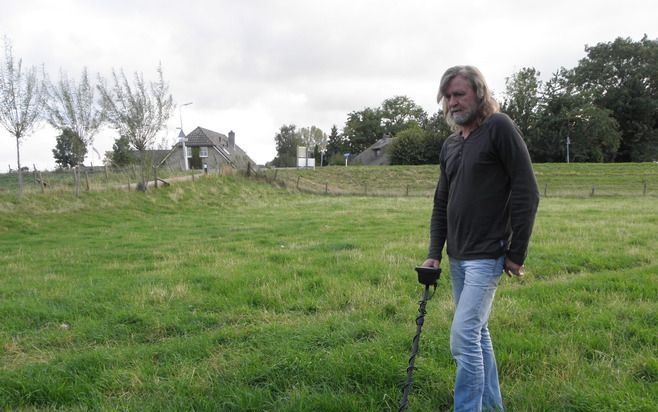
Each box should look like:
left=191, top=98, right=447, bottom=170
left=422, top=66, right=539, bottom=411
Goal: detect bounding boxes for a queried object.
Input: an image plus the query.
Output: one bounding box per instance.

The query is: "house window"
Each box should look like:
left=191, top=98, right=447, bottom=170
left=186, top=147, right=192, bottom=157
left=200, top=147, right=209, bottom=158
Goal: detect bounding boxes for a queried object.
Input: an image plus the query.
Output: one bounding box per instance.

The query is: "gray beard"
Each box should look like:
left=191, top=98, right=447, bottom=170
left=451, top=110, right=477, bottom=126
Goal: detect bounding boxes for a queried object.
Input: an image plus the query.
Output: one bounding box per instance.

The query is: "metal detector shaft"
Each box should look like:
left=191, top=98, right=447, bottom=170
left=399, top=284, right=432, bottom=412
left=399, top=266, right=440, bottom=412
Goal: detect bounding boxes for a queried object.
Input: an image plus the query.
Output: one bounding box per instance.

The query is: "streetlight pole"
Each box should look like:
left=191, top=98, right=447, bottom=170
left=179, top=101, right=193, bottom=131
left=179, top=102, right=193, bottom=171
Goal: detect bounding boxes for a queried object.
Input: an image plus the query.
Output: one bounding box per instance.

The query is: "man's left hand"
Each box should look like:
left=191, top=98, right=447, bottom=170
left=504, top=257, right=525, bottom=277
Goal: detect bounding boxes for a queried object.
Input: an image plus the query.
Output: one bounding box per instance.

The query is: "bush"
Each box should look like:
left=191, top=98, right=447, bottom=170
left=389, top=125, right=427, bottom=165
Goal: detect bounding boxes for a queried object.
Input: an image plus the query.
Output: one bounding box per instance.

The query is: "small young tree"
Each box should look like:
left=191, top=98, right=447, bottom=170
left=97, top=64, right=173, bottom=190
left=110, top=135, right=134, bottom=167
left=45, top=67, right=103, bottom=162
left=0, top=37, right=47, bottom=194
left=52, top=128, right=87, bottom=168
left=325, top=125, right=349, bottom=165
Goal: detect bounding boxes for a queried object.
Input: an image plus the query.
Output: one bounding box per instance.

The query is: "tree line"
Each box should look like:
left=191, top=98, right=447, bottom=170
left=271, top=35, right=657, bottom=166
left=0, top=36, right=174, bottom=194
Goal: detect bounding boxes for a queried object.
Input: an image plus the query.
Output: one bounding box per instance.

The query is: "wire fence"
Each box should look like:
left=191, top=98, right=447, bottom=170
left=0, top=164, right=207, bottom=195
left=2, top=164, right=657, bottom=198
left=252, top=168, right=658, bottom=198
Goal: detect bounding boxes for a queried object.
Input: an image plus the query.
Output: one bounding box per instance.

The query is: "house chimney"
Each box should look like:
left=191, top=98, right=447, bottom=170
left=228, top=130, right=235, bottom=150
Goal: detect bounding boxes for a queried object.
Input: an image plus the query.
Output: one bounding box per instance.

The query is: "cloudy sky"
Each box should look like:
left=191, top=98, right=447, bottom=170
left=1, top=0, right=656, bottom=169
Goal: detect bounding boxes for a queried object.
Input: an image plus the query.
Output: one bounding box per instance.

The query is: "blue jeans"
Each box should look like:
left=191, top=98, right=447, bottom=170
left=449, top=257, right=504, bottom=412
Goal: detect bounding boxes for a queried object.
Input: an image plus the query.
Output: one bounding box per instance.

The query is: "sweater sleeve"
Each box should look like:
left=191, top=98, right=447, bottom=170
left=492, top=114, right=540, bottom=265
left=428, top=157, right=449, bottom=260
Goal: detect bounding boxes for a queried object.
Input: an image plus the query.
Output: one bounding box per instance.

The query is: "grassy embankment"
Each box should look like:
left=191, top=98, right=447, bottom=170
left=268, top=163, right=658, bottom=197
left=0, top=166, right=201, bottom=193
left=0, top=166, right=656, bottom=411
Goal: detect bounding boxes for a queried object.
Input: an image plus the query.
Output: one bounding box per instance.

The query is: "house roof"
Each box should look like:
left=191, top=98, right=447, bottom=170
left=371, top=137, right=392, bottom=150
left=352, top=136, right=393, bottom=166
left=184, top=127, right=226, bottom=147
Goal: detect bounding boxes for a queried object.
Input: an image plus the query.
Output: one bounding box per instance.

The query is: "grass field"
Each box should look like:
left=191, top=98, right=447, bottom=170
left=0, top=171, right=656, bottom=411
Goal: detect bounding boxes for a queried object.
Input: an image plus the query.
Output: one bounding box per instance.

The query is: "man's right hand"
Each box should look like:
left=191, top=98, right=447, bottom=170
left=504, top=257, right=525, bottom=277
left=421, top=258, right=440, bottom=269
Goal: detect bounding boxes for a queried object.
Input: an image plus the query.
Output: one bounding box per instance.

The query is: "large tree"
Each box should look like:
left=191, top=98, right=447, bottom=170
left=502, top=67, right=541, bottom=139
left=380, top=95, right=427, bottom=136
left=97, top=65, right=174, bottom=189
left=272, top=124, right=301, bottom=167
left=45, top=67, right=103, bottom=162
left=342, top=107, right=384, bottom=154
left=52, top=128, right=87, bottom=168
left=571, top=36, right=658, bottom=161
left=0, top=37, right=47, bottom=194
left=530, top=70, right=621, bottom=162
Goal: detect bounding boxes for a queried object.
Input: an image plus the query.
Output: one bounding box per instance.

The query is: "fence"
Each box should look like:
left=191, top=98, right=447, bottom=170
left=2, top=164, right=657, bottom=198
left=0, top=164, right=202, bottom=196
left=252, top=168, right=658, bottom=198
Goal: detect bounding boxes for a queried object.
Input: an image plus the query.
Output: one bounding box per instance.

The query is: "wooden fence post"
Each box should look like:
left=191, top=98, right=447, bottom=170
left=406, top=185, right=409, bottom=196
left=325, top=182, right=328, bottom=194
left=84, top=170, right=90, bottom=191
left=74, top=167, right=80, bottom=197
left=154, top=166, right=158, bottom=189
left=38, top=171, right=45, bottom=193
left=296, top=176, right=300, bottom=189
left=590, top=185, right=595, bottom=197
left=643, top=180, right=647, bottom=196
left=544, top=183, right=548, bottom=197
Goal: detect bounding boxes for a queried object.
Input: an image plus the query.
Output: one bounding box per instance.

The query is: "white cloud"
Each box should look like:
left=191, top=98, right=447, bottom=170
left=1, top=0, right=656, bottom=169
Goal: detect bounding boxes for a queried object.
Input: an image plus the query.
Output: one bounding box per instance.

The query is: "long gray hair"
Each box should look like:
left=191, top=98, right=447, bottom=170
left=437, top=65, right=500, bottom=131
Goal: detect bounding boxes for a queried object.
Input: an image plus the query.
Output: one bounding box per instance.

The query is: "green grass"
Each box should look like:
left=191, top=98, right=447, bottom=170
left=0, top=171, right=656, bottom=411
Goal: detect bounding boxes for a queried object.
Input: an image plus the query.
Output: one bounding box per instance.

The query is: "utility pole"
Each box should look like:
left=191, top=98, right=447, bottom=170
left=566, top=135, right=571, bottom=163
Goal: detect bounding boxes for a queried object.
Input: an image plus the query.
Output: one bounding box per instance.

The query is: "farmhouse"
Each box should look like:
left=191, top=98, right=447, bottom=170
left=160, top=127, right=256, bottom=171
left=351, top=135, right=393, bottom=165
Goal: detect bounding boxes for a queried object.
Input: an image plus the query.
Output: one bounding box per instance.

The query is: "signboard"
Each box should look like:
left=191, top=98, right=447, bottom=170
left=297, top=158, right=315, bottom=168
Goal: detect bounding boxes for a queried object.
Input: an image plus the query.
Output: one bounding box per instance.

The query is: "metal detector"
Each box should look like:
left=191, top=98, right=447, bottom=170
left=399, top=266, right=441, bottom=412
